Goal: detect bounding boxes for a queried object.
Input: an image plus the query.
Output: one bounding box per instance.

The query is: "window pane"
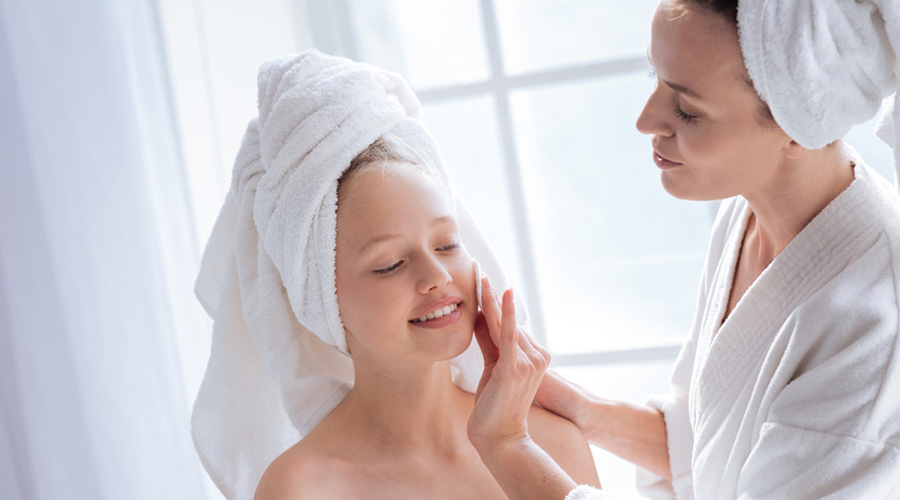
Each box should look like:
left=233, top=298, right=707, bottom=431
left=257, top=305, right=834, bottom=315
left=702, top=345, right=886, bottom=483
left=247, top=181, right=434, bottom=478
left=422, top=96, right=524, bottom=287
left=352, top=0, right=490, bottom=90
left=510, top=72, right=713, bottom=354
left=495, top=0, right=659, bottom=75
left=845, top=114, right=895, bottom=182
left=556, top=360, right=674, bottom=494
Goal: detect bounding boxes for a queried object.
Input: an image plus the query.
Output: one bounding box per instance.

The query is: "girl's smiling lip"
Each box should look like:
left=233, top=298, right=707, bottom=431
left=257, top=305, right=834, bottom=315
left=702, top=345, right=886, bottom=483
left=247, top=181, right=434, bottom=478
left=409, top=296, right=463, bottom=329
left=653, top=149, right=683, bottom=169
left=410, top=296, right=463, bottom=321
left=409, top=305, right=463, bottom=329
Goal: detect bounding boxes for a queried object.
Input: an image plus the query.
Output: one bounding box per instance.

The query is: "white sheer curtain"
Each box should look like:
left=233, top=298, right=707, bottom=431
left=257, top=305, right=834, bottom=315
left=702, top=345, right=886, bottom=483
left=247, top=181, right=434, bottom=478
left=0, top=0, right=212, bottom=498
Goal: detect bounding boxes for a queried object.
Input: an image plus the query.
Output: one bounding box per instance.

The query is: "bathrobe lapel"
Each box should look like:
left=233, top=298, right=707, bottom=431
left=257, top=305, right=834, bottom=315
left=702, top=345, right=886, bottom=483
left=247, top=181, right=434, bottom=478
left=688, top=170, right=878, bottom=485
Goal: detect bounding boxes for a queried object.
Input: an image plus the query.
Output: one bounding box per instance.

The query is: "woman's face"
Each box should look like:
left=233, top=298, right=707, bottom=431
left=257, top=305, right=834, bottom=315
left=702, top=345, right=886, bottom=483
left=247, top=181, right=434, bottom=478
left=636, top=1, right=794, bottom=201
left=335, top=161, right=477, bottom=365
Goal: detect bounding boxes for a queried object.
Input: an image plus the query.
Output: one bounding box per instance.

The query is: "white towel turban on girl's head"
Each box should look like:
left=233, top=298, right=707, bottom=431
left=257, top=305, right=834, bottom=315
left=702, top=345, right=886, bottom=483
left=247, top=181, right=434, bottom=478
left=737, top=0, right=900, bottom=178
left=192, top=50, right=521, bottom=500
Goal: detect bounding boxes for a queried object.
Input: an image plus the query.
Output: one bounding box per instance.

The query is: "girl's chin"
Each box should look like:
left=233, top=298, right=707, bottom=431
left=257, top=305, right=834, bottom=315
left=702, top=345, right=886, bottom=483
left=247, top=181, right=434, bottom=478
left=439, top=326, right=477, bottom=361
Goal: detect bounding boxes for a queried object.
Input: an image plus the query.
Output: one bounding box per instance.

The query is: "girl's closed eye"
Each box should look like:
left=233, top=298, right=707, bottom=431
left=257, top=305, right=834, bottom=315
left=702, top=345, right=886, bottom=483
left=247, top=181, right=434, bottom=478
left=437, top=243, right=458, bottom=252
left=375, top=260, right=404, bottom=275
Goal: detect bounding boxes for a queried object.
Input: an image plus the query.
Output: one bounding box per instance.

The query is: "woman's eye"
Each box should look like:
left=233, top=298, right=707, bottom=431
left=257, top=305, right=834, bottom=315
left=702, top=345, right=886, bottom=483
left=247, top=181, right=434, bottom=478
left=437, top=243, right=458, bottom=252
left=375, top=261, right=403, bottom=275
left=674, top=105, right=699, bottom=123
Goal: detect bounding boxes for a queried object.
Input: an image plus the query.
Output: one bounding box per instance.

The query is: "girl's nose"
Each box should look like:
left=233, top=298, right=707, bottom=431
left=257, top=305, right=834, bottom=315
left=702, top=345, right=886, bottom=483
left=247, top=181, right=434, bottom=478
left=416, top=256, right=452, bottom=294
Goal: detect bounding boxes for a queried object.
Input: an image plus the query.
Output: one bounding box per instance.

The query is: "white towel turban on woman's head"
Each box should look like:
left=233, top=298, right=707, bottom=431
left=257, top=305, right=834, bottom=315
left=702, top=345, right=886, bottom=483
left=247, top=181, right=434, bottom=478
left=191, top=50, right=521, bottom=500
left=737, top=0, right=900, bottom=179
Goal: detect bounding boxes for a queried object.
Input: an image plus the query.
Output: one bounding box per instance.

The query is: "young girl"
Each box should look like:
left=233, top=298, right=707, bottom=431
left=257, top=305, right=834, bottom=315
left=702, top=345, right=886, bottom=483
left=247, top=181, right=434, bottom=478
left=466, top=0, right=900, bottom=499
left=191, top=51, right=600, bottom=500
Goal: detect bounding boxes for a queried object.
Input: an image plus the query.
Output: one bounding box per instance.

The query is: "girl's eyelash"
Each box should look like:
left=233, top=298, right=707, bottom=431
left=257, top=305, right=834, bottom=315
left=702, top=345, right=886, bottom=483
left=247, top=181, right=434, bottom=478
left=373, top=243, right=457, bottom=275
left=375, top=261, right=403, bottom=275
left=674, top=106, right=698, bottom=123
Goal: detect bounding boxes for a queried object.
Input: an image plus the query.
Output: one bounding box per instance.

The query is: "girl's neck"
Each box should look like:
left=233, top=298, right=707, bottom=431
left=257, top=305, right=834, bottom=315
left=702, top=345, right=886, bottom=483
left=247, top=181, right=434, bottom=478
left=742, top=142, right=855, bottom=262
left=335, top=360, right=473, bottom=456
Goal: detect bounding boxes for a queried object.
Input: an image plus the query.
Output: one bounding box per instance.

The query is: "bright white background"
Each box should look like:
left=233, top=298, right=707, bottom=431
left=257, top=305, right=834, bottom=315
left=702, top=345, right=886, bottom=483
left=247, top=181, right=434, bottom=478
left=1, top=0, right=895, bottom=498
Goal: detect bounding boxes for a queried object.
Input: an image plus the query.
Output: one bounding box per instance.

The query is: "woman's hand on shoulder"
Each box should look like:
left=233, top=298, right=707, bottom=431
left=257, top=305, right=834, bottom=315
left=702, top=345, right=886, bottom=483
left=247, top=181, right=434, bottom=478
left=535, top=370, right=595, bottom=431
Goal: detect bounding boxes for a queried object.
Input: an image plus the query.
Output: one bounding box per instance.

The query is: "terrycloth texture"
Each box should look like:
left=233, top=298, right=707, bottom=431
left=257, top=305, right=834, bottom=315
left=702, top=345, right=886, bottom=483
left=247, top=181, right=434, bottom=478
left=564, top=485, right=644, bottom=500
left=637, top=158, right=900, bottom=499
left=192, top=50, right=522, bottom=500
left=738, top=0, right=900, bottom=179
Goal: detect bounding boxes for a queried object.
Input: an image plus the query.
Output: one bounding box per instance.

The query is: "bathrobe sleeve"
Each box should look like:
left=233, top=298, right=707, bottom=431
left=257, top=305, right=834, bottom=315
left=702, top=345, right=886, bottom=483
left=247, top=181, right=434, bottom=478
left=635, top=340, right=696, bottom=500
left=735, top=249, right=900, bottom=498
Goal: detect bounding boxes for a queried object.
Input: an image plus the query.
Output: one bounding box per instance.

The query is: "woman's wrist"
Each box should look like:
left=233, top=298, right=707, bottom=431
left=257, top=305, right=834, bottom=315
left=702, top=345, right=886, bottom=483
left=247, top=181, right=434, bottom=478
left=577, top=397, right=617, bottom=447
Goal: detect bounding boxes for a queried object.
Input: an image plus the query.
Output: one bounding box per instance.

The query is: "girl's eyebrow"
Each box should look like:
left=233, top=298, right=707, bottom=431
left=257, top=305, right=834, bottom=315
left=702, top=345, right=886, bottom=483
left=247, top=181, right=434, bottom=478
left=430, top=215, right=455, bottom=227
left=358, top=215, right=456, bottom=256
left=358, top=233, right=401, bottom=256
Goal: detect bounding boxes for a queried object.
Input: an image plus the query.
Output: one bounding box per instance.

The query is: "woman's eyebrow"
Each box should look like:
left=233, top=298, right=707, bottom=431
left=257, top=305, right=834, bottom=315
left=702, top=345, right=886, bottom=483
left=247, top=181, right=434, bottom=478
left=665, top=80, right=702, bottom=99
left=647, top=49, right=703, bottom=99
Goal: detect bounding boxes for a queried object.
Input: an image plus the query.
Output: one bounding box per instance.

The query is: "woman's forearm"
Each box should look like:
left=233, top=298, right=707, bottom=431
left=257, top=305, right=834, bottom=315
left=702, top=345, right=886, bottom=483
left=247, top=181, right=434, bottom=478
left=581, top=399, right=671, bottom=480
left=536, top=372, right=672, bottom=480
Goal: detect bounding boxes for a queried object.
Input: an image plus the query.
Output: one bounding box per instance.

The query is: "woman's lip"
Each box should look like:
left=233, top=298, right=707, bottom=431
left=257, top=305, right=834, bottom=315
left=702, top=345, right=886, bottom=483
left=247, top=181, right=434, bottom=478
left=408, top=305, right=463, bottom=330
left=653, top=150, right=683, bottom=169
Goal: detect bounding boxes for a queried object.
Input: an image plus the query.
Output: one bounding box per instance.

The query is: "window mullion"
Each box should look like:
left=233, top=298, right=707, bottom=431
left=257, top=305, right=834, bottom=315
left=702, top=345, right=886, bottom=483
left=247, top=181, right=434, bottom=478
left=478, top=0, right=548, bottom=346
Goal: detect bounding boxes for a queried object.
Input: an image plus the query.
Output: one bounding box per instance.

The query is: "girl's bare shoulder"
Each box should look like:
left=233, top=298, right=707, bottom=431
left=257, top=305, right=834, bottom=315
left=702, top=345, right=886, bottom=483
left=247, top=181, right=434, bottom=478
left=253, top=425, right=352, bottom=500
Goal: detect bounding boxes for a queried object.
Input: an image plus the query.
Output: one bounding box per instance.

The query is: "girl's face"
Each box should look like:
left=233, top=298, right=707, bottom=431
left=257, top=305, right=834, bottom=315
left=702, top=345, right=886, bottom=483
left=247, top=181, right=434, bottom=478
left=636, top=1, right=794, bottom=201
left=335, top=162, right=477, bottom=365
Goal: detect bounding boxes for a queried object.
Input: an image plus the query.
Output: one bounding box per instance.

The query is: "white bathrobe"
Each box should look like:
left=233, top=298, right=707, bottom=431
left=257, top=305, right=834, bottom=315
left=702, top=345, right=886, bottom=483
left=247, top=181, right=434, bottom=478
left=564, top=160, right=900, bottom=500
left=619, top=160, right=900, bottom=499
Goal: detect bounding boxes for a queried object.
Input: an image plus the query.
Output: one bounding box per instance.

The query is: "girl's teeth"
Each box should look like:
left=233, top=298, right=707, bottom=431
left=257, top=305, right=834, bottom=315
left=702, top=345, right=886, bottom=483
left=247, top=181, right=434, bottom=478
left=413, top=303, right=459, bottom=323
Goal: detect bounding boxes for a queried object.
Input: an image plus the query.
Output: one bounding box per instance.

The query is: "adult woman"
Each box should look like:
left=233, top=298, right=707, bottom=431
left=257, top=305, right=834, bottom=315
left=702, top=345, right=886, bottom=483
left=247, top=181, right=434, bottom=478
left=191, top=51, right=599, bottom=500
left=467, top=1, right=900, bottom=499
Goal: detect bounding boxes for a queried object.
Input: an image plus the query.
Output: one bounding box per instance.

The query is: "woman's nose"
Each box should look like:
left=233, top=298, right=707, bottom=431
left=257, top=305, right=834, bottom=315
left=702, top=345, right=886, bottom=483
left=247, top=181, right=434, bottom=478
left=635, top=85, right=674, bottom=138
left=416, top=256, right=452, bottom=294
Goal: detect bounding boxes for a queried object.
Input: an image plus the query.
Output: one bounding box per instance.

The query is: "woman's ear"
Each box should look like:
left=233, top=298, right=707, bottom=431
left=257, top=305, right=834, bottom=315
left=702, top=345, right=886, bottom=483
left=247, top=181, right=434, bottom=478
left=783, top=139, right=809, bottom=160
